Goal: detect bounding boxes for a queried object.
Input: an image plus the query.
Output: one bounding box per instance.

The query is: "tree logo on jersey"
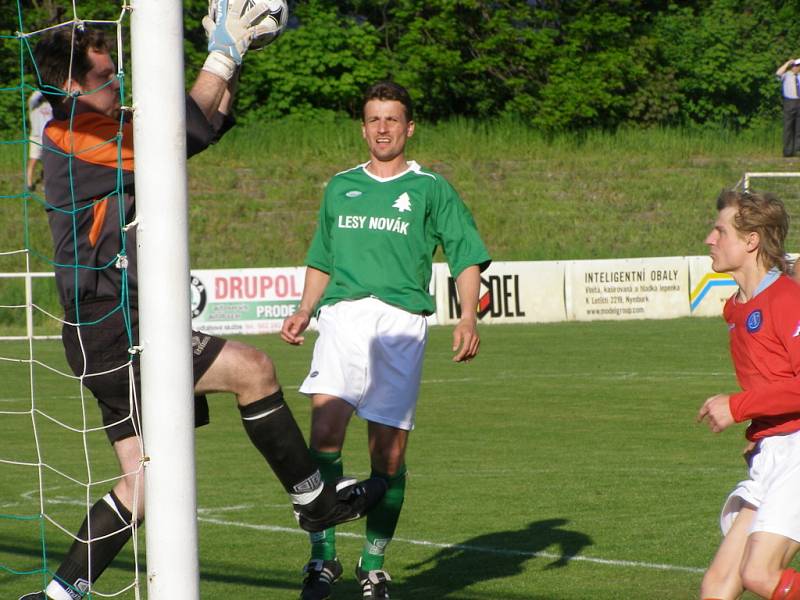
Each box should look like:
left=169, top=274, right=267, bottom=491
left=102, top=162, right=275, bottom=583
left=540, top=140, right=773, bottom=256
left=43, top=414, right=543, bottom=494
left=746, top=309, right=762, bottom=333
left=392, top=192, right=412, bottom=212
left=190, top=275, right=207, bottom=319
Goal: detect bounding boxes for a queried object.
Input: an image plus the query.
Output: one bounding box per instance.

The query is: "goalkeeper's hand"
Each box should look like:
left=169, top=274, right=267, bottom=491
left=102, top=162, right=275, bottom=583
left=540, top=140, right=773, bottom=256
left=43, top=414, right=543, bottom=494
left=202, top=0, right=268, bottom=80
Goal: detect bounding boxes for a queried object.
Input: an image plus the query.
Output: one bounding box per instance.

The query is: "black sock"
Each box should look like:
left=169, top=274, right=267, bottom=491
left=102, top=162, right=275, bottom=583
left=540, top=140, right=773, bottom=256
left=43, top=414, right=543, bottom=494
left=239, top=389, right=323, bottom=498
left=53, top=489, right=140, bottom=596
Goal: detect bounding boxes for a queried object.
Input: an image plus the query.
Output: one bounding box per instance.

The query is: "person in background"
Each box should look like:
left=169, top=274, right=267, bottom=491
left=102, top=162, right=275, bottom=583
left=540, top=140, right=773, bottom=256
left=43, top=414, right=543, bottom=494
left=776, top=58, right=800, bottom=157
left=26, top=89, right=52, bottom=189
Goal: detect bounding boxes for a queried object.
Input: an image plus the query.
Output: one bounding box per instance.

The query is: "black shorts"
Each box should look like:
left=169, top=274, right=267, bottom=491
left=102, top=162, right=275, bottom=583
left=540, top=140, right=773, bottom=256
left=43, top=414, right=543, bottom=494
left=62, top=300, right=226, bottom=444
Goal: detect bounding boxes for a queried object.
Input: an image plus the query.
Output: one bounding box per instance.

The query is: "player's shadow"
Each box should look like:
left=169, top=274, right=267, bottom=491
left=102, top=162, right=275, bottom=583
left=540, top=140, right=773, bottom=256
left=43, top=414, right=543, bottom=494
left=396, top=518, right=592, bottom=597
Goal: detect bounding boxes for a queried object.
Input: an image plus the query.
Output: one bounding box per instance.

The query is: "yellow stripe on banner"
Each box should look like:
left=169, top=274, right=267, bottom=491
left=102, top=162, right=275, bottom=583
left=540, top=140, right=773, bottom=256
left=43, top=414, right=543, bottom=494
left=690, top=272, right=735, bottom=303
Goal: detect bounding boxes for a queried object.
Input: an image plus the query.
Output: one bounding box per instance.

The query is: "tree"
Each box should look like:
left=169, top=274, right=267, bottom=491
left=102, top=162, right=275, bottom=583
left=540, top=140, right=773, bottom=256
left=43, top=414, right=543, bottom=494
left=235, top=0, right=389, bottom=121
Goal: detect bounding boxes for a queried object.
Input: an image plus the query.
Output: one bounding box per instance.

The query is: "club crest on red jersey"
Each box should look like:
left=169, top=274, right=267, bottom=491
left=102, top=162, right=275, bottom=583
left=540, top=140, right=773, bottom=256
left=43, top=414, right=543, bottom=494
left=746, top=309, right=762, bottom=333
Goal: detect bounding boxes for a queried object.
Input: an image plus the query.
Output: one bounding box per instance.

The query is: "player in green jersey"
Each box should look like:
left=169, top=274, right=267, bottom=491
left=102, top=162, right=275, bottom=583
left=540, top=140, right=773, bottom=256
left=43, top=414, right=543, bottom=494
left=281, top=81, right=491, bottom=600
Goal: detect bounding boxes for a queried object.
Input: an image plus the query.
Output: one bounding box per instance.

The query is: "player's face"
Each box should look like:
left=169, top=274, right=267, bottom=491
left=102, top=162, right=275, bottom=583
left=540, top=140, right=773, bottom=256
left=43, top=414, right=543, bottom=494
left=69, top=50, right=121, bottom=119
left=705, top=206, right=753, bottom=273
left=362, top=99, right=415, bottom=165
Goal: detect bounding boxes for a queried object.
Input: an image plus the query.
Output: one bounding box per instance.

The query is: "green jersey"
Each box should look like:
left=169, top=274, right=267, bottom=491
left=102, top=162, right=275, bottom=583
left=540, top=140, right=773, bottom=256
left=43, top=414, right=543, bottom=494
left=306, top=161, right=491, bottom=315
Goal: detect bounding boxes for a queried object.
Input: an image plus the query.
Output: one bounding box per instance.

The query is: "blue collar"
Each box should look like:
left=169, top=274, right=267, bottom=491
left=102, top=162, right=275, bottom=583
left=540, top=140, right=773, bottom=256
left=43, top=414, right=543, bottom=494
left=752, top=268, right=781, bottom=298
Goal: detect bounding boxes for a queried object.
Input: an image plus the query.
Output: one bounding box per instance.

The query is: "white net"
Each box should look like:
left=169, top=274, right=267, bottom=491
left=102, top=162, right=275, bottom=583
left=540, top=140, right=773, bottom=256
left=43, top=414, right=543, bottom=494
left=0, top=4, right=143, bottom=598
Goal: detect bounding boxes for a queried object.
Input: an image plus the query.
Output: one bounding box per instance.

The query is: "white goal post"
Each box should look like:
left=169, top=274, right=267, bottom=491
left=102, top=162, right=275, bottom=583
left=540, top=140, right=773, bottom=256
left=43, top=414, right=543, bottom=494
left=738, top=171, right=800, bottom=191
left=130, top=2, right=199, bottom=599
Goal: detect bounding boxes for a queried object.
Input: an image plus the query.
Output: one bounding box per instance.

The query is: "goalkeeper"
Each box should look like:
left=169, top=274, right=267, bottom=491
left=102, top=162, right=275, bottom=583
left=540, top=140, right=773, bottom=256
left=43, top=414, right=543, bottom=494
left=21, top=8, right=384, bottom=600
left=281, top=81, right=491, bottom=600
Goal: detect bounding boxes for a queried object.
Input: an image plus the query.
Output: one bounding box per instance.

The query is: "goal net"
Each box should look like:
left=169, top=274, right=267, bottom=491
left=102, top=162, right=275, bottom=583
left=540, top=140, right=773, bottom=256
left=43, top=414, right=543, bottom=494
left=0, top=4, right=144, bottom=598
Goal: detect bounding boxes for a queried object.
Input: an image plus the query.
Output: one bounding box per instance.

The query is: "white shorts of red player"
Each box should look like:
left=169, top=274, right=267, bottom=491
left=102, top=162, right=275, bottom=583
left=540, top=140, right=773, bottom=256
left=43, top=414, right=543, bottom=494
left=721, top=429, right=800, bottom=542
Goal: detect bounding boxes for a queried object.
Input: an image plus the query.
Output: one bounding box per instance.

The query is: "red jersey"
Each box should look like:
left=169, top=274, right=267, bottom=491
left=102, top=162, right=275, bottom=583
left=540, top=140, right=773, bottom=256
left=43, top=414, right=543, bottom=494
left=725, top=273, right=800, bottom=441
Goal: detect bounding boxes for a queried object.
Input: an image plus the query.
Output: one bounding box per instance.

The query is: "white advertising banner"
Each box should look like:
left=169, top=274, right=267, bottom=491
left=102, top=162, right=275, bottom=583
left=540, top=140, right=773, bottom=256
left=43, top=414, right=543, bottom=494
left=190, top=267, right=305, bottom=335
left=434, top=260, right=566, bottom=325
left=184, top=256, right=734, bottom=335
left=688, top=255, right=736, bottom=318
left=565, top=257, right=689, bottom=321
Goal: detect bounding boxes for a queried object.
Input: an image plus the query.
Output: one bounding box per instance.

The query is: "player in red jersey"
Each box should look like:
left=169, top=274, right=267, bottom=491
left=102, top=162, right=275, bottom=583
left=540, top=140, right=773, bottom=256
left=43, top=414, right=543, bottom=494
left=698, top=190, right=800, bottom=600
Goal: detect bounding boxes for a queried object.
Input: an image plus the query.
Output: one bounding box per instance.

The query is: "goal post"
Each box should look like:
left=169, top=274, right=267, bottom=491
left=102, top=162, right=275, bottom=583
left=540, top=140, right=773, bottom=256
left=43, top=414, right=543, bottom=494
left=739, top=171, right=800, bottom=191
left=130, top=2, right=199, bottom=599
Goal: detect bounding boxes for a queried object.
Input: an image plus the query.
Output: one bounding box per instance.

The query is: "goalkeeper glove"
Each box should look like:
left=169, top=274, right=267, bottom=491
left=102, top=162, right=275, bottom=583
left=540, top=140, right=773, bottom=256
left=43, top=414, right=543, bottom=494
left=202, top=0, right=268, bottom=81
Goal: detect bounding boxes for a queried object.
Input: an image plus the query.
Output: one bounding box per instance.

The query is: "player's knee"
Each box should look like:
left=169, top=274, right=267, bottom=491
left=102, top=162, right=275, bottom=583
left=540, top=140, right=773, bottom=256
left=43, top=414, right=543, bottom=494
left=740, top=563, right=777, bottom=598
left=236, top=345, right=279, bottom=396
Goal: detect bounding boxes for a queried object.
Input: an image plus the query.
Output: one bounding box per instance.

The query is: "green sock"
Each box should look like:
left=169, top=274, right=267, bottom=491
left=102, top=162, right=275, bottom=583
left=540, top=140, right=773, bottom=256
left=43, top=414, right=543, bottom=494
left=360, top=465, right=407, bottom=571
left=309, top=449, right=343, bottom=561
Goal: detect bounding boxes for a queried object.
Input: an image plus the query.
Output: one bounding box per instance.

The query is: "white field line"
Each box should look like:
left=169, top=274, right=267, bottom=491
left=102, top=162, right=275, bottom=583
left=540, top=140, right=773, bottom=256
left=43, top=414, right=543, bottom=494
left=0, top=396, right=83, bottom=403
left=276, top=370, right=729, bottom=391
left=10, top=493, right=704, bottom=574
left=195, top=507, right=705, bottom=575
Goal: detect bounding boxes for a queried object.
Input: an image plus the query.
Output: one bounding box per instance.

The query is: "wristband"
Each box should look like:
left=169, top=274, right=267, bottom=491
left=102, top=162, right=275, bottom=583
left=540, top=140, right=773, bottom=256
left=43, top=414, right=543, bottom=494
left=202, top=51, right=237, bottom=82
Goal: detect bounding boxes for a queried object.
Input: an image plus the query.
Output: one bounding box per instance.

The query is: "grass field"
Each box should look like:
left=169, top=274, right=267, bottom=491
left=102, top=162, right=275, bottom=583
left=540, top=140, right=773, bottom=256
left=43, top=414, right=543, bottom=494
left=0, top=317, right=784, bottom=599
left=2, top=122, right=800, bottom=276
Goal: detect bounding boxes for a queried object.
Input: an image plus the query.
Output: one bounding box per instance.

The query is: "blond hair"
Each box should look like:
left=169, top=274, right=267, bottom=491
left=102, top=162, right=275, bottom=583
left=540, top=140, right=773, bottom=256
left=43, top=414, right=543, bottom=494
left=716, top=190, right=789, bottom=271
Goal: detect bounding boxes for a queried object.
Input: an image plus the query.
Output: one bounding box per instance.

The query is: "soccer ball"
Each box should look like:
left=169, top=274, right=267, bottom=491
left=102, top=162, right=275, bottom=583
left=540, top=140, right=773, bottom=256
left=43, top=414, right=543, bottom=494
left=249, top=0, right=288, bottom=50
left=209, top=0, right=289, bottom=51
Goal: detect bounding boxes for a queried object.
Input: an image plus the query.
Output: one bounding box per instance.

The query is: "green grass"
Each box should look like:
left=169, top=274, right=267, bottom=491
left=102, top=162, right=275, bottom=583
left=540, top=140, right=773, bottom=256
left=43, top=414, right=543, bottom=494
left=2, top=121, right=800, bottom=275
left=0, top=318, right=782, bottom=599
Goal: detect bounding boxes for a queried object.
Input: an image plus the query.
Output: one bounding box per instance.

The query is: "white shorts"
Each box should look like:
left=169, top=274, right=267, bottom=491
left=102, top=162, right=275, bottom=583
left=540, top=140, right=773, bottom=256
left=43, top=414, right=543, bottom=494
left=720, top=430, right=800, bottom=542
left=29, top=139, right=43, bottom=160
left=298, top=297, right=428, bottom=431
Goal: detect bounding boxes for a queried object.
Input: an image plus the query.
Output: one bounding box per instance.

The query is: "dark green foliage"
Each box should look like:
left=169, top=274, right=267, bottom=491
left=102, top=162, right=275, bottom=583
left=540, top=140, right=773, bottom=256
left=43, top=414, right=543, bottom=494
left=651, top=1, right=788, bottom=127
left=236, top=0, right=390, bottom=121
left=1, top=1, right=799, bottom=131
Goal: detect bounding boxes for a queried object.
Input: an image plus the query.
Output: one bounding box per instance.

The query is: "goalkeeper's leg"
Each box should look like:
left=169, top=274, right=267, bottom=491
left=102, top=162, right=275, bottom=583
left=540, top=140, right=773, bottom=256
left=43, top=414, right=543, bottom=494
left=198, top=341, right=384, bottom=530
left=32, top=437, right=144, bottom=600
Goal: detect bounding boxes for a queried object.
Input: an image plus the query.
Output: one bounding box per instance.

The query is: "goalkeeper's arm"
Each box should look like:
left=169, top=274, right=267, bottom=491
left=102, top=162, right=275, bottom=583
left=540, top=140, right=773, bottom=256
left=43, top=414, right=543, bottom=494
left=191, top=0, right=262, bottom=121
left=187, top=70, right=238, bottom=153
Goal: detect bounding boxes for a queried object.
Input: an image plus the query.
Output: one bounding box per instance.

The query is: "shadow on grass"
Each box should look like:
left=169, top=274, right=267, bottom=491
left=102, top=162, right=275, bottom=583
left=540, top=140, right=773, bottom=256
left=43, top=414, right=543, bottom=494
left=0, top=518, right=593, bottom=597
left=0, top=539, right=300, bottom=594
left=395, top=518, right=593, bottom=598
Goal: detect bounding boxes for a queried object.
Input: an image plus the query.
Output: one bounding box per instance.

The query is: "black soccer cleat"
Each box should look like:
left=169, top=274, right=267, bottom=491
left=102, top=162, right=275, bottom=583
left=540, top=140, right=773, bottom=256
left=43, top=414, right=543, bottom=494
left=299, top=557, right=343, bottom=600
left=294, top=476, right=387, bottom=533
left=18, top=593, right=48, bottom=600
left=356, top=559, right=392, bottom=599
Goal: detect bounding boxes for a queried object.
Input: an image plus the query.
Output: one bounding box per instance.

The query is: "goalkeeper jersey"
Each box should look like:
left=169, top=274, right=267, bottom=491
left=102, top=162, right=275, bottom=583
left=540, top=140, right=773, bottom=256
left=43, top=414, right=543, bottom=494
left=725, top=272, right=800, bottom=441
left=306, top=161, right=491, bottom=315
left=42, top=96, right=232, bottom=308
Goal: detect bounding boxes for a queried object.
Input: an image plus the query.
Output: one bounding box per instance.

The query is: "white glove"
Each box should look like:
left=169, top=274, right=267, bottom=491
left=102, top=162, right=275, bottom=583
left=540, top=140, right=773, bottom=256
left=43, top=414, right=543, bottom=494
left=202, top=0, right=269, bottom=80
